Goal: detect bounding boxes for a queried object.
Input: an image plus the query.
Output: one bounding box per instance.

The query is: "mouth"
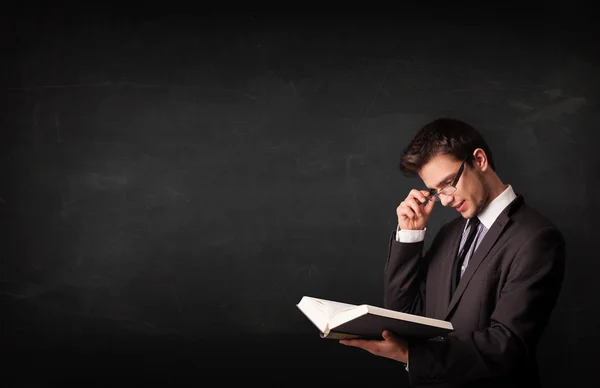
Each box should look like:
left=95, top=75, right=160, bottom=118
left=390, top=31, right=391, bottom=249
left=454, top=201, right=466, bottom=212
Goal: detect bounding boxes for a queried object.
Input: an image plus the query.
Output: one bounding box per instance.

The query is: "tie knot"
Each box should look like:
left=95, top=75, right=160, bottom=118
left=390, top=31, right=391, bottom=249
left=468, top=217, right=481, bottom=230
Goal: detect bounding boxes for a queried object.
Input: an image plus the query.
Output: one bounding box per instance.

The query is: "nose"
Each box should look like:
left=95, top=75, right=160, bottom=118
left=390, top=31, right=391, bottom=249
left=439, top=194, right=453, bottom=206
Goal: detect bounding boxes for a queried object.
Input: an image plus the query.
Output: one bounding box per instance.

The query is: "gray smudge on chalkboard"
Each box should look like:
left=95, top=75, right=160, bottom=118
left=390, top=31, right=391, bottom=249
left=521, top=96, right=588, bottom=123
left=84, top=173, right=129, bottom=190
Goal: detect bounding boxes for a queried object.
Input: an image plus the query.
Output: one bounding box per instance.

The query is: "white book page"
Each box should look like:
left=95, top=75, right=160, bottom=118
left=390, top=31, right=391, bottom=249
left=303, top=297, right=357, bottom=318
left=298, top=296, right=368, bottom=335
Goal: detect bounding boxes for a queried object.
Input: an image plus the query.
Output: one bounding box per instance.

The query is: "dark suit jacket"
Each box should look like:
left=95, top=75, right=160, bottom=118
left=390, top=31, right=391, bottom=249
left=383, top=195, right=565, bottom=387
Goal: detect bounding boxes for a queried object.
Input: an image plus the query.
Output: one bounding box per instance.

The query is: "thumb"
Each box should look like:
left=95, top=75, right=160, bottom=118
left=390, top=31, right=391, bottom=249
left=382, top=330, right=395, bottom=340
left=424, top=195, right=436, bottom=213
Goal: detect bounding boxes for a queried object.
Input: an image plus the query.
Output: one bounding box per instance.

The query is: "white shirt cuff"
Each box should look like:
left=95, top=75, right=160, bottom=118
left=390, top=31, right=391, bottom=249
left=395, top=226, right=426, bottom=243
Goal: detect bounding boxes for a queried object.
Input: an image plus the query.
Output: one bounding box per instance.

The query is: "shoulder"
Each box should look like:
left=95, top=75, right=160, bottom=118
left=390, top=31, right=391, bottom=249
left=506, top=203, right=566, bottom=281
left=505, top=200, right=566, bottom=272
left=510, top=200, right=563, bottom=239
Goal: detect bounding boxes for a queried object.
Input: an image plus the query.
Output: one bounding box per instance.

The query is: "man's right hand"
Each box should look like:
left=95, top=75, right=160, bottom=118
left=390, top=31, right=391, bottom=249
left=396, top=189, right=436, bottom=230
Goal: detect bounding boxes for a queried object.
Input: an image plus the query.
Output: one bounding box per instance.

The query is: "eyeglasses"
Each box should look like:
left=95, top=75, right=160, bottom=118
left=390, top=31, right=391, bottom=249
left=425, top=155, right=469, bottom=203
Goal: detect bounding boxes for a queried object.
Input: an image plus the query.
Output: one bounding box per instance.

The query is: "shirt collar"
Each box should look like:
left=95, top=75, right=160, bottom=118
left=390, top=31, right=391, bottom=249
left=476, top=184, right=517, bottom=229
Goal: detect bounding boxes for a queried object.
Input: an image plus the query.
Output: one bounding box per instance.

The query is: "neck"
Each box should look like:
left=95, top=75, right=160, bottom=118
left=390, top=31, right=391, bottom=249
left=485, top=173, right=507, bottom=205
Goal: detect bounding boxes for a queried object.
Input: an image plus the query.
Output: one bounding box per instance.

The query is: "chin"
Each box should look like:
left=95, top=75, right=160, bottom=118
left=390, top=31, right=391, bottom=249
left=461, top=206, right=476, bottom=219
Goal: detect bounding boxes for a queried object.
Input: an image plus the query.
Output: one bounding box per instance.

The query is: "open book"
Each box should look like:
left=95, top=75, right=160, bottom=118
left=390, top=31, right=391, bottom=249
left=297, top=296, right=453, bottom=340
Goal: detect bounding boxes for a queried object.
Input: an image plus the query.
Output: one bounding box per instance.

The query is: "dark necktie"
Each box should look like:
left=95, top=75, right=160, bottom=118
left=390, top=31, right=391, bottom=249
left=452, top=217, right=481, bottom=293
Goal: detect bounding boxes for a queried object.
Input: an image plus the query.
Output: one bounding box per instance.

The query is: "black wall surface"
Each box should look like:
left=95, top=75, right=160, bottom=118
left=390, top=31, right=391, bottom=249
left=1, top=8, right=599, bottom=385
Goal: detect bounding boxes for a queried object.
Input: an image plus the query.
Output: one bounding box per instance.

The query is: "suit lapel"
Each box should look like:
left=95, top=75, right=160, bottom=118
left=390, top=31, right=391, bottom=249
left=443, top=195, right=524, bottom=320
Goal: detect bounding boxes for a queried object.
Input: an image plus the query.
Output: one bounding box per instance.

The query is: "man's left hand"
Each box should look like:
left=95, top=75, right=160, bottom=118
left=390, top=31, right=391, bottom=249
left=339, top=330, right=408, bottom=363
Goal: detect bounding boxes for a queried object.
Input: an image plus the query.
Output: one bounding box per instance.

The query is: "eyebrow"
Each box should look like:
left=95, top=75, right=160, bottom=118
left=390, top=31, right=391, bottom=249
left=429, top=174, right=455, bottom=190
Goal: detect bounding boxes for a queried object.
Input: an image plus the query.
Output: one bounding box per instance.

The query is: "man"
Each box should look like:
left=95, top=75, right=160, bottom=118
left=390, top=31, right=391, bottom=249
left=340, top=118, right=566, bottom=387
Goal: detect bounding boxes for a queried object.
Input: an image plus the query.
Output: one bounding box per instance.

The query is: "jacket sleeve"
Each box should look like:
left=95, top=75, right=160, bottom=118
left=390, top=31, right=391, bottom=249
left=406, top=225, right=566, bottom=386
left=383, top=224, right=448, bottom=315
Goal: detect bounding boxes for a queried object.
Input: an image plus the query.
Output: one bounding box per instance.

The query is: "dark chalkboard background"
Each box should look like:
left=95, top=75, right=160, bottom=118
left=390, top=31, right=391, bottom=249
left=1, top=8, right=598, bottom=385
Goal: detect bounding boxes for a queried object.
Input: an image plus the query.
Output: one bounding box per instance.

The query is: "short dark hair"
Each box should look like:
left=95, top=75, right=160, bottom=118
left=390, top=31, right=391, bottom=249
left=399, top=118, right=495, bottom=176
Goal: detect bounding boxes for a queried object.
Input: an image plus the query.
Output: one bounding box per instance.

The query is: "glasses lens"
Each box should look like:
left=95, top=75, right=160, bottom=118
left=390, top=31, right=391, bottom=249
left=439, top=185, right=457, bottom=195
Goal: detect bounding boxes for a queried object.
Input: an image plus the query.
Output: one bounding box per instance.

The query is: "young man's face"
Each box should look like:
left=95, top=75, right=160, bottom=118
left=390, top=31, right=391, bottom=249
left=419, top=153, right=488, bottom=219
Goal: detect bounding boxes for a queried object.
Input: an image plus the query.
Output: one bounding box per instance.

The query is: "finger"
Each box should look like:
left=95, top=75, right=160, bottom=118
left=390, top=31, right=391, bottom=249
left=409, top=189, right=428, bottom=204
left=341, top=340, right=381, bottom=355
left=382, top=330, right=399, bottom=342
left=340, top=339, right=368, bottom=348
left=424, top=195, right=436, bottom=212
left=404, top=197, right=423, bottom=217
left=398, top=202, right=416, bottom=219
left=420, top=189, right=433, bottom=200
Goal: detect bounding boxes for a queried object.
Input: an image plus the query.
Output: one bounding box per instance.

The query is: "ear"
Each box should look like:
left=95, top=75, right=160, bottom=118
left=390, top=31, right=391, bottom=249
left=472, top=148, right=488, bottom=171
